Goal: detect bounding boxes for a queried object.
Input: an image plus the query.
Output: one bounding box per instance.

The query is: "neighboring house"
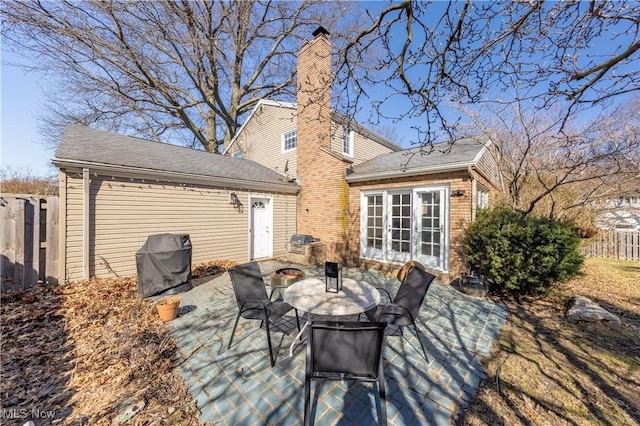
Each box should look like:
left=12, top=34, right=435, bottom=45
left=225, top=27, right=500, bottom=279
left=596, top=196, right=640, bottom=230
left=52, top=126, right=298, bottom=282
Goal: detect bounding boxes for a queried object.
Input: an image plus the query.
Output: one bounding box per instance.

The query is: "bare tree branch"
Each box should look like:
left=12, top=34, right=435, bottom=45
left=1, top=0, right=354, bottom=152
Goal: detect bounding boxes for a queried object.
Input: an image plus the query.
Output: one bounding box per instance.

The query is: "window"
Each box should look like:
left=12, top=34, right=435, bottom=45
left=366, top=195, right=383, bottom=250
left=477, top=187, right=489, bottom=210
left=282, top=130, right=297, bottom=152
left=342, top=128, right=354, bottom=157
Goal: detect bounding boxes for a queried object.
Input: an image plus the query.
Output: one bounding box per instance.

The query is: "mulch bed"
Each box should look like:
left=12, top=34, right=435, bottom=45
left=1, top=260, right=236, bottom=425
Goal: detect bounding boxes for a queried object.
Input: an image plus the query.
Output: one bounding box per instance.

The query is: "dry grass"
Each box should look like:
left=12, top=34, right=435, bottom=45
left=0, top=260, right=235, bottom=426
left=457, top=258, right=640, bottom=425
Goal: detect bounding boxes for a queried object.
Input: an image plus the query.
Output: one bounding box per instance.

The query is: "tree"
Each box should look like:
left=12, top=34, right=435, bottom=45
left=461, top=95, right=640, bottom=226
left=1, top=0, right=356, bottom=152
left=0, top=166, right=58, bottom=195
left=338, top=1, right=640, bottom=144
left=4, top=1, right=639, bottom=154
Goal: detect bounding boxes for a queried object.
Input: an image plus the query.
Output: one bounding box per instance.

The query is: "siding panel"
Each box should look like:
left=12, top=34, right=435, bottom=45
left=234, top=104, right=298, bottom=176
left=63, top=172, right=297, bottom=281
left=237, top=103, right=399, bottom=176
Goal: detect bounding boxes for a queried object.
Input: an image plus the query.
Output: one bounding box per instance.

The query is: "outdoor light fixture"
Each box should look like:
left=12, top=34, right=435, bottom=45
left=451, top=189, right=465, bottom=197
left=325, top=261, right=342, bottom=293
left=229, top=192, right=238, bottom=204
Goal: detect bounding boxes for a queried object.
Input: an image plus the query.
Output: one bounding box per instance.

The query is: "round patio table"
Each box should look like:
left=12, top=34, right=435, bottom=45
left=284, top=277, right=381, bottom=355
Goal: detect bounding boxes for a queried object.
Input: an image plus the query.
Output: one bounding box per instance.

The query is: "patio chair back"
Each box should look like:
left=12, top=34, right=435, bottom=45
left=227, top=261, right=300, bottom=367
left=305, top=321, right=387, bottom=425
left=393, top=266, right=436, bottom=323
left=228, top=261, right=269, bottom=316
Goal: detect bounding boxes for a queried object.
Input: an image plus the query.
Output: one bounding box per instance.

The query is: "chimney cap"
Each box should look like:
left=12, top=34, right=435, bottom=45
left=312, top=26, right=330, bottom=38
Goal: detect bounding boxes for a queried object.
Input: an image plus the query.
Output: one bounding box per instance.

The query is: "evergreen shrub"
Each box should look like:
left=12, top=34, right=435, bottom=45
left=463, top=205, right=583, bottom=295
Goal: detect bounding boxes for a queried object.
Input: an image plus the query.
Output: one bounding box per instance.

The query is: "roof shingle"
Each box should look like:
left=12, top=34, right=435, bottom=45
left=53, top=125, right=298, bottom=193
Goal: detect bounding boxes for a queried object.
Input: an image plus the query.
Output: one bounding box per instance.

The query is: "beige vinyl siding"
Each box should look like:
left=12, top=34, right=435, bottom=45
left=63, top=171, right=297, bottom=281
left=330, top=122, right=396, bottom=165
left=475, top=147, right=501, bottom=188
left=235, top=103, right=297, bottom=177
left=65, top=172, right=85, bottom=280
left=272, top=194, right=297, bottom=257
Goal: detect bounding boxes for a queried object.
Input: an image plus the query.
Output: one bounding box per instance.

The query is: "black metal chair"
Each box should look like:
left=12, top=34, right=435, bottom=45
left=227, top=261, right=300, bottom=367
left=304, top=321, right=387, bottom=426
left=362, top=265, right=436, bottom=361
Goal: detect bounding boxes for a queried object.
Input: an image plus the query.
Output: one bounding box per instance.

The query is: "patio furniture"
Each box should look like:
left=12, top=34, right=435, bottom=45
left=227, top=261, right=300, bottom=367
left=284, top=277, right=381, bottom=356
left=395, top=260, right=426, bottom=283
left=304, top=321, right=387, bottom=426
left=362, top=265, right=436, bottom=361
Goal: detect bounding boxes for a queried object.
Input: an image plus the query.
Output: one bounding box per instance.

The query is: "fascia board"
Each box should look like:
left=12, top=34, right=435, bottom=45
left=346, top=161, right=477, bottom=183
left=52, top=158, right=299, bottom=194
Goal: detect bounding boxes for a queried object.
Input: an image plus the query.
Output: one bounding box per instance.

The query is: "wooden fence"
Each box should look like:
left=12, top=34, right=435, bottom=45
left=1, top=195, right=59, bottom=291
left=581, top=229, right=640, bottom=261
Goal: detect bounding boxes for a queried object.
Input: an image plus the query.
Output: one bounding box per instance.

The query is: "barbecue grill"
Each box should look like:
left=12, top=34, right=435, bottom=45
left=289, top=234, right=314, bottom=254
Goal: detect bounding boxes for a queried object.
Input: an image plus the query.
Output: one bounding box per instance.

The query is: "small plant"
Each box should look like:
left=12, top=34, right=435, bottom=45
left=463, top=205, right=583, bottom=295
left=156, top=296, right=180, bottom=306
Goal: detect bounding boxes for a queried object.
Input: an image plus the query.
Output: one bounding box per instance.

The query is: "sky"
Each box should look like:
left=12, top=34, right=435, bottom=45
left=1, top=49, right=58, bottom=178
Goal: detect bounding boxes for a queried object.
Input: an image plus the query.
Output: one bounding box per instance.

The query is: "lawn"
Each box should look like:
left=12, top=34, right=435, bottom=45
left=457, top=257, right=640, bottom=425
left=1, top=258, right=638, bottom=425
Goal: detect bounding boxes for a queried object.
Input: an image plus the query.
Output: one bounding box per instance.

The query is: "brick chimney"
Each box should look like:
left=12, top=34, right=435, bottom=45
left=296, top=27, right=351, bottom=262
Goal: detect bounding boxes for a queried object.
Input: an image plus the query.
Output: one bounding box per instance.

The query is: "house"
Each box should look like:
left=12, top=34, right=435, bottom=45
left=596, top=196, right=640, bottom=230
left=223, top=27, right=500, bottom=279
left=52, top=126, right=298, bottom=282
left=223, top=99, right=403, bottom=176
left=52, top=27, right=499, bottom=284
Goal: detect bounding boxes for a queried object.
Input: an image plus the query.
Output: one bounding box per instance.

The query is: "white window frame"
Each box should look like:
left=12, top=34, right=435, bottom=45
left=281, top=129, right=297, bottom=153
left=342, top=128, right=354, bottom=157
left=360, top=186, right=450, bottom=272
left=360, top=192, right=386, bottom=261
left=477, top=186, right=489, bottom=210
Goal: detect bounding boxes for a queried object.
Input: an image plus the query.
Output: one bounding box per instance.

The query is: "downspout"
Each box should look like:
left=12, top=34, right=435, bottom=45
left=82, top=168, right=90, bottom=280
left=58, top=170, right=67, bottom=284
left=468, top=166, right=477, bottom=221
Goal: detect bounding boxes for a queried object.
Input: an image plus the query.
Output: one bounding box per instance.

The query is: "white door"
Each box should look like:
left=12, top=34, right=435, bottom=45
left=251, top=199, right=270, bottom=259
left=362, top=194, right=385, bottom=260
left=415, top=190, right=446, bottom=269
left=387, top=192, right=413, bottom=263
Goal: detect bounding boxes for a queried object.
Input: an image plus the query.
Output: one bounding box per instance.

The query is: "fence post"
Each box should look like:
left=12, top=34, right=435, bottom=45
left=46, top=196, right=59, bottom=285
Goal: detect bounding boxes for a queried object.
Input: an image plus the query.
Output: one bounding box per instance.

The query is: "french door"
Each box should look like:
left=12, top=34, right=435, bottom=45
left=416, top=191, right=444, bottom=269
left=388, top=192, right=412, bottom=263
left=361, top=187, right=448, bottom=271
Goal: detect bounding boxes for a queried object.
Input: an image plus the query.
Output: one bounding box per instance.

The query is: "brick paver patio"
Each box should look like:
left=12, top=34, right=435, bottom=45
left=168, top=261, right=507, bottom=425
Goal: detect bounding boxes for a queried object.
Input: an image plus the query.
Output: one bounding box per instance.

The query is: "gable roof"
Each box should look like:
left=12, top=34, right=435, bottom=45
left=224, top=99, right=403, bottom=154
left=53, top=125, right=298, bottom=194
left=346, top=137, right=490, bottom=183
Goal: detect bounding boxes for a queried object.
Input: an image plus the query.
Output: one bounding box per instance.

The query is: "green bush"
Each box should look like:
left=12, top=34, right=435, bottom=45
left=463, top=205, right=583, bottom=295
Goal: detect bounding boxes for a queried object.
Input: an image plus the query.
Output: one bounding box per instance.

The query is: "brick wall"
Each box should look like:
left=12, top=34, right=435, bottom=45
left=296, top=30, right=351, bottom=262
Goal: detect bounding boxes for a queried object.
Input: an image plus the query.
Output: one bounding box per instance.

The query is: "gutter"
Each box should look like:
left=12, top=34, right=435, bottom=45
left=52, top=157, right=299, bottom=195
left=346, top=161, right=476, bottom=183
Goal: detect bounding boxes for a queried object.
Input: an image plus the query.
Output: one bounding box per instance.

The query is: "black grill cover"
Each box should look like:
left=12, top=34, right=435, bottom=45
left=136, top=233, right=192, bottom=298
